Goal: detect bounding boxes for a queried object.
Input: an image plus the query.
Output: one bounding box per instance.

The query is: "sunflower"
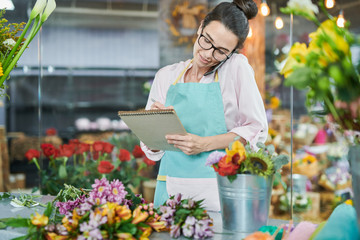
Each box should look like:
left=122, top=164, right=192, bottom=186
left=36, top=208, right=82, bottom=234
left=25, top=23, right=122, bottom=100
left=243, top=152, right=274, bottom=176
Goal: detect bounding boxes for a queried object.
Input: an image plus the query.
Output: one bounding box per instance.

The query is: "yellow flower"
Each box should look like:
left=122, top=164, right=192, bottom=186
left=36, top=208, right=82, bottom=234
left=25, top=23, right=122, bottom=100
left=269, top=96, right=281, bottom=109
left=0, top=63, right=3, bottom=77
left=132, top=207, right=149, bottom=224
left=116, top=232, right=136, bottom=240
left=268, top=128, right=278, bottom=138
left=302, top=154, right=317, bottom=164
left=344, top=199, right=353, bottom=206
left=225, top=141, right=246, bottom=164
left=115, top=205, right=132, bottom=221
left=139, top=226, right=152, bottom=239
left=146, top=217, right=166, bottom=232
left=101, top=202, right=117, bottom=224
left=31, top=212, right=48, bottom=227
left=309, top=20, right=350, bottom=63
left=280, top=42, right=308, bottom=78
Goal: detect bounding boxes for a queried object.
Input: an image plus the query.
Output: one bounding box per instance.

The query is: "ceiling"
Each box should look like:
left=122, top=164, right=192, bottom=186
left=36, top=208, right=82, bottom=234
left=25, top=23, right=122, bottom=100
left=5, top=0, right=360, bottom=32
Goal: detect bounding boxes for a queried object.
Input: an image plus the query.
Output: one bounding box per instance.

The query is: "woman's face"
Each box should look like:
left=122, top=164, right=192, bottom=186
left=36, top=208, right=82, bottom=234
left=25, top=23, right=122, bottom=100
left=193, top=21, right=238, bottom=70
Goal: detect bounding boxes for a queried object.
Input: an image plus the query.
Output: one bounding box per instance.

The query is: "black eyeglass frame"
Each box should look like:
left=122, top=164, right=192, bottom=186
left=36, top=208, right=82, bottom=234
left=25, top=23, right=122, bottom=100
left=197, top=33, right=235, bottom=62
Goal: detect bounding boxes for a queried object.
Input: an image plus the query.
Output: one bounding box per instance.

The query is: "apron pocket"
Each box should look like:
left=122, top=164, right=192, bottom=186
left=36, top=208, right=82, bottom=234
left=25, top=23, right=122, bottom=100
left=166, top=176, right=220, bottom=212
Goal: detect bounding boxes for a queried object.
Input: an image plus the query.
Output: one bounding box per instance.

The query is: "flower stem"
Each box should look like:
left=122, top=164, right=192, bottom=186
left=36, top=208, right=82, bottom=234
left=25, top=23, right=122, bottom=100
left=33, top=158, right=41, bottom=171
left=0, top=15, right=41, bottom=87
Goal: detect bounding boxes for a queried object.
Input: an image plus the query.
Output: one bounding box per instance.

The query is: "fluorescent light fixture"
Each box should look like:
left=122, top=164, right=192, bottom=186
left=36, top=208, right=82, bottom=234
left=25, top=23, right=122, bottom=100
left=0, top=0, right=15, bottom=10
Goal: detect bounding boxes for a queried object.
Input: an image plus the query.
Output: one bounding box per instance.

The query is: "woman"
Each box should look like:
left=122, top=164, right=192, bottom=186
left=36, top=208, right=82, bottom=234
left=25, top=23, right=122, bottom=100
left=141, top=0, right=268, bottom=211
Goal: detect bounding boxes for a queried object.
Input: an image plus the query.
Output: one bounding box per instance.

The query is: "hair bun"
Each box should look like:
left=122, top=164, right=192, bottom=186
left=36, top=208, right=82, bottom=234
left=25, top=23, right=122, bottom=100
left=233, top=0, right=258, bottom=20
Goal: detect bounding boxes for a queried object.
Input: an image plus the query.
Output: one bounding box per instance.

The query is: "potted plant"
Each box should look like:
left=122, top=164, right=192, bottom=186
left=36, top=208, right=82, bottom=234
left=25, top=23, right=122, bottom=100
left=205, top=140, right=289, bottom=233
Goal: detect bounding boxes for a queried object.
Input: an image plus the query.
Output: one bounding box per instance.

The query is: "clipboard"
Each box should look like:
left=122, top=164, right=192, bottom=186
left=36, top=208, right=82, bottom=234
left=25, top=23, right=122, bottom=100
left=118, top=109, right=187, bottom=151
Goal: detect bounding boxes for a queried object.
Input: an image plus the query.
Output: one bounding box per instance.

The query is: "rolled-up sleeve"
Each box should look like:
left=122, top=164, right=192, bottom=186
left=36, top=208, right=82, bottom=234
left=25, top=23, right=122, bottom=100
left=222, top=54, right=268, bottom=148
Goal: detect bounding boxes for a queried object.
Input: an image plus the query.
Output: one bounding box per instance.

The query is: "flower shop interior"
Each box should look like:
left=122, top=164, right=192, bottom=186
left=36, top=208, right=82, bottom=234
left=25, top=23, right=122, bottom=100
left=0, top=0, right=360, bottom=239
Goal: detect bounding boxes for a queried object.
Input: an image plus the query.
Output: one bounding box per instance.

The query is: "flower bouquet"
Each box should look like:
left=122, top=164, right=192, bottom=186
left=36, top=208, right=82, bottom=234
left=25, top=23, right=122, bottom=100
left=206, top=141, right=289, bottom=182
left=205, top=140, right=289, bottom=233
left=25, top=140, right=147, bottom=195
left=280, top=0, right=360, bottom=133
left=0, top=178, right=166, bottom=239
left=158, top=193, right=214, bottom=239
left=0, top=0, right=56, bottom=96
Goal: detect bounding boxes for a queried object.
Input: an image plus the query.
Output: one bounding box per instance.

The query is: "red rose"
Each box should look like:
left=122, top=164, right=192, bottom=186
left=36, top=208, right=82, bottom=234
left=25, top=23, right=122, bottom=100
left=78, top=143, right=91, bottom=154
left=216, top=156, right=239, bottom=176
left=143, top=156, right=156, bottom=166
left=25, top=149, right=40, bottom=161
left=41, top=143, right=57, bottom=158
left=59, top=144, right=75, bottom=158
left=102, top=142, right=114, bottom=154
left=69, top=139, right=80, bottom=154
left=45, top=127, right=57, bottom=136
left=92, top=141, right=104, bottom=152
left=132, top=145, right=145, bottom=158
left=92, top=151, right=100, bottom=160
left=98, top=161, right=115, bottom=174
left=118, top=149, right=131, bottom=162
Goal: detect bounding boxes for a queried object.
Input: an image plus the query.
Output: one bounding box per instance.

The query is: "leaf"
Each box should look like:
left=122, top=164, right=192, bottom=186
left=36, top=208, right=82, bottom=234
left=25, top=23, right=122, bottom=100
left=120, top=223, right=137, bottom=235
left=284, top=67, right=312, bottom=89
left=58, top=165, right=67, bottom=179
left=275, top=172, right=287, bottom=191
left=43, top=202, right=53, bottom=217
left=2, top=218, right=30, bottom=228
left=227, top=175, right=237, bottom=183
left=0, top=222, right=6, bottom=229
left=266, top=145, right=275, bottom=155
left=256, top=142, right=265, bottom=150
left=273, top=154, right=289, bottom=171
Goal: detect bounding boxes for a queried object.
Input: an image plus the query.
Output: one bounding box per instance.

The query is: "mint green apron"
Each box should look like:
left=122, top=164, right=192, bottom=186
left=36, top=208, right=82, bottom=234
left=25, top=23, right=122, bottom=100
left=153, top=60, right=227, bottom=210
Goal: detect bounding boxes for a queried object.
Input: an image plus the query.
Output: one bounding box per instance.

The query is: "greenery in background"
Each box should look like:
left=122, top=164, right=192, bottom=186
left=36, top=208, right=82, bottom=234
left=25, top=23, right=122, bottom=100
left=0, top=0, right=56, bottom=96
left=280, top=0, right=360, bottom=132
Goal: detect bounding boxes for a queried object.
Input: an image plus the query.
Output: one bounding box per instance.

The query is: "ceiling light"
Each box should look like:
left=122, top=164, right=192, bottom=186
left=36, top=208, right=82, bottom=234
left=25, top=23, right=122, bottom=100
left=325, top=0, right=335, bottom=9
left=0, top=0, right=15, bottom=11
left=260, top=0, right=270, bottom=17
left=275, top=17, right=284, bottom=30
left=336, top=9, right=345, bottom=28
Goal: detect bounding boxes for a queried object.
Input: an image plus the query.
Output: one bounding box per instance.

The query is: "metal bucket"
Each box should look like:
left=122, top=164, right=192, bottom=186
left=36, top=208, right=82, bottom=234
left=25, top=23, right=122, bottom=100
left=289, top=174, right=307, bottom=194
left=217, top=174, right=273, bottom=233
left=349, top=145, right=360, bottom=228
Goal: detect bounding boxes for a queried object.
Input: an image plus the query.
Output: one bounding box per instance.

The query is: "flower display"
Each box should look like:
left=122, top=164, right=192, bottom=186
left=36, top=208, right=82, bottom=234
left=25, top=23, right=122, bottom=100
left=25, top=139, right=147, bottom=195
left=206, top=140, right=289, bottom=182
left=1, top=178, right=166, bottom=239
left=158, top=193, right=214, bottom=239
left=280, top=0, right=360, bottom=132
left=0, top=0, right=56, bottom=96
left=279, top=192, right=312, bottom=213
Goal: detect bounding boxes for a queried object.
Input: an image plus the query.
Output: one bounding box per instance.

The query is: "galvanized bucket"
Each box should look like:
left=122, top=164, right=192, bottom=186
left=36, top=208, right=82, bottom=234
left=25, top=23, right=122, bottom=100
left=349, top=145, right=360, bottom=228
left=217, top=174, right=273, bottom=233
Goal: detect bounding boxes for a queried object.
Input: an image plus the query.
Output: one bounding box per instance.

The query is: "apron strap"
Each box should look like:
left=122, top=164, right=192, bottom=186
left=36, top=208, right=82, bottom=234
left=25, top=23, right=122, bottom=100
left=173, top=59, right=219, bottom=85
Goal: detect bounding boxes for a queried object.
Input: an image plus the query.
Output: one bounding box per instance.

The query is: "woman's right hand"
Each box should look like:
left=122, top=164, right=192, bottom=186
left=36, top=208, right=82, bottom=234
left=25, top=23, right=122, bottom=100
left=151, top=101, right=174, bottom=110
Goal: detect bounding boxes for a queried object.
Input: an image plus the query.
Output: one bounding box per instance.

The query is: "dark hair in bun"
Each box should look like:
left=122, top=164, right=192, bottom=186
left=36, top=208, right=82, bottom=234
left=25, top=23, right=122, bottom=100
left=202, top=0, right=258, bottom=49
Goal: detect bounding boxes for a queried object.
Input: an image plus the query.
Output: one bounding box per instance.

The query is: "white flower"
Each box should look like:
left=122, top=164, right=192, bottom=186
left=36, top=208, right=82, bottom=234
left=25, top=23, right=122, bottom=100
left=287, top=0, right=319, bottom=16
left=3, top=39, right=16, bottom=50
left=30, top=0, right=47, bottom=20
left=41, top=0, right=56, bottom=23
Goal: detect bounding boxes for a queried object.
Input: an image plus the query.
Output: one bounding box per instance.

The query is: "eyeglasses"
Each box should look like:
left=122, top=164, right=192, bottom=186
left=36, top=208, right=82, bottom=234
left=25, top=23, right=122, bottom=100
left=197, top=33, right=233, bottom=62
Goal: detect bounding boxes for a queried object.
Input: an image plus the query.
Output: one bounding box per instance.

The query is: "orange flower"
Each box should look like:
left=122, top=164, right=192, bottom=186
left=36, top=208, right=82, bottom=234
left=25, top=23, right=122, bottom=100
left=116, top=232, right=136, bottom=240
left=302, top=154, right=317, bottom=164
left=115, top=205, right=132, bottom=221
left=244, top=231, right=272, bottom=240
left=132, top=207, right=149, bottom=224
left=146, top=217, right=166, bottom=232
left=31, top=212, right=48, bottom=227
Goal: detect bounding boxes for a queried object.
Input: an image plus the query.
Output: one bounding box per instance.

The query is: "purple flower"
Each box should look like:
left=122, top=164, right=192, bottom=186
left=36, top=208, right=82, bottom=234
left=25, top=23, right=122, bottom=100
left=107, top=179, right=127, bottom=203
left=182, top=198, right=195, bottom=209
left=91, top=178, right=111, bottom=198
left=205, top=151, right=225, bottom=166
left=56, top=195, right=86, bottom=215
left=182, top=216, right=196, bottom=237
left=194, top=219, right=214, bottom=239
left=170, top=223, right=181, bottom=238
left=174, top=193, right=182, bottom=205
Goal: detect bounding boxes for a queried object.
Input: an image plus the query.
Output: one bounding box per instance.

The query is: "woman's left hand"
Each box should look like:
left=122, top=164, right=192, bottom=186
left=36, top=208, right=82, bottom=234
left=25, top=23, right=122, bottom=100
left=166, top=133, right=207, bottom=155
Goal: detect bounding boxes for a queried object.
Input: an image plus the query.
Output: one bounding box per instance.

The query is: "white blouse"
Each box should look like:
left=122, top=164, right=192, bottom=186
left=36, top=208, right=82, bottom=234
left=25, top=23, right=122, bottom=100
left=140, top=53, right=268, bottom=161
